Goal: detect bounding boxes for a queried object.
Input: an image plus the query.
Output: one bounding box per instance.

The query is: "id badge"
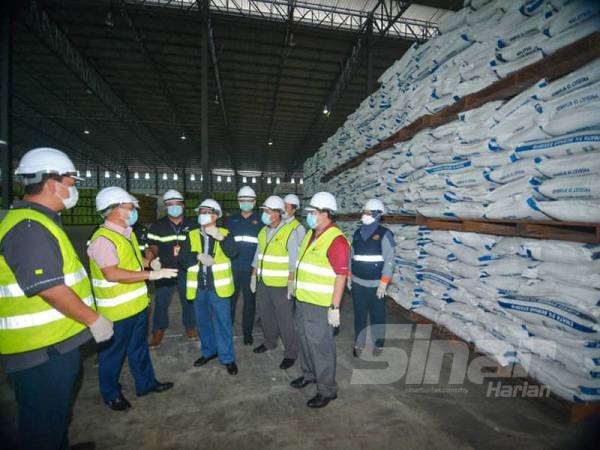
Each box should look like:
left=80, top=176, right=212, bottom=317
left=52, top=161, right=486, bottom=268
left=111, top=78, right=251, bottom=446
left=173, top=244, right=181, bottom=257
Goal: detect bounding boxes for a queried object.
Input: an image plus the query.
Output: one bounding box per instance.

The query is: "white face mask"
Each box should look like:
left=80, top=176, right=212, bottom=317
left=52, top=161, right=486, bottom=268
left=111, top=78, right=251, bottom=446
left=55, top=182, right=79, bottom=210
left=361, top=214, right=376, bottom=225
left=199, top=214, right=212, bottom=226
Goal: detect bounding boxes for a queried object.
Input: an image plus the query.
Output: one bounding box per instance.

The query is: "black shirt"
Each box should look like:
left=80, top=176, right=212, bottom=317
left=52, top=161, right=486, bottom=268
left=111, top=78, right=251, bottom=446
left=147, top=216, right=197, bottom=286
left=0, top=200, right=91, bottom=373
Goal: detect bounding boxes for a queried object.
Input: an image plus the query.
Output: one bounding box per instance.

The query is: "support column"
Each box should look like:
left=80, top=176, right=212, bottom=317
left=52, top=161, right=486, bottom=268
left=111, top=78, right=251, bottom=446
left=366, top=14, right=374, bottom=97
left=1, top=0, right=14, bottom=208
left=200, top=1, right=209, bottom=196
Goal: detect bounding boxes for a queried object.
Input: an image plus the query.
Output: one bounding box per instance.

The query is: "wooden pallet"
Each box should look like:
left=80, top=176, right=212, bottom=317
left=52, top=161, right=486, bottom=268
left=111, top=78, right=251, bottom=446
left=391, top=302, right=600, bottom=423
left=321, top=33, right=600, bottom=182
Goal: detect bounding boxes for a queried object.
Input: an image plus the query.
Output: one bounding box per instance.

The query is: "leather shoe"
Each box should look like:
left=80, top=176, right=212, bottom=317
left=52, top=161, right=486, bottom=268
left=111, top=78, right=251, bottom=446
left=353, top=347, right=362, bottom=358
left=194, top=354, right=217, bottom=367
left=290, top=376, right=315, bottom=389
left=226, top=362, right=238, bottom=375
left=105, top=393, right=131, bottom=411
left=307, top=393, right=337, bottom=408
left=372, top=346, right=383, bottom=357
left=138, top=381, right=174, bottom=397
left=243, top=335, right=254, bottom=345
left=253, top=344, right=268, bottom=354
left=279, top=358, right=295, bottom=370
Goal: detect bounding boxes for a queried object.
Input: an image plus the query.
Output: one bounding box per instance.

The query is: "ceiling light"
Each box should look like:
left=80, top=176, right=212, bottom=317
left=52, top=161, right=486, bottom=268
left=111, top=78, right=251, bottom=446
left=83, top=128, right=90, bottom=135
left=180, top=132, right=187, bottom=141
left=214, top=94, right=219, bottom=104
left=217, top=175, right=222, bottom=182
left=226, top=176, right=231, bottom=183
left=105, top=11, right=114, bottom=27
left=200, top=174, right=204, bottom=181
left=268, top=138, right=273, bottom=146
left=300, top=178, right=304, bottom=184
left=190, top=173, right=196, bottom=181
left=173, top=173, right=178, bottom=181
left=134, top=171, right=139, bottom=179
left=242, top=176, right=247, bottom=183
left=323, top=105, right=329, bottom=115
left=276, top=177, right=280, bottom=184
left=267, top=177, right=272, bottom=184
left=86, top=170, right=92, bottom=178
left=76, top=170, right=81, bottom=177
left=291, top=178, right=295, bottom=184
left=252, top=177, right=256, bottom=183
left=104, top=170, right=110, bottom=178
left=162, top=173, right=168, bottom=180
left=115, top=173, right=121, bottom=179
left=144, top=172, right=150, bottom=180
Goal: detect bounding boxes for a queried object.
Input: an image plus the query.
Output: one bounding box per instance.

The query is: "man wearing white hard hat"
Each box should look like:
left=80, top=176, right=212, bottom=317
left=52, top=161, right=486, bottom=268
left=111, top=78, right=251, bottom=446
left=88, top=187, right=175, bottom=411
left=283, top=193, right=306, bottom=248
left=348, top=199, right=396, bottom=358
left=224, top=186, right=262, bottom=345
left=250, top=195, right=301, bottom=370
left=290, top=192, right=349, bottom=408
left=146, top=189, right=197, bottom=349
left=180, top=199, right=239, bottom=375
left=0, top=148, right=114, bottom=449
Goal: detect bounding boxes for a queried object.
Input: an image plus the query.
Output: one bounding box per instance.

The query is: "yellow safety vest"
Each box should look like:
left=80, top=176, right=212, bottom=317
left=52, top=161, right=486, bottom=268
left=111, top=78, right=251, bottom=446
left=0, top=209, right=94, bottom=355
left=186, top=227, right=234, bottom=299
left=256, top=219, right=300, bottom=287
left=294, top=226, right=346, bottom=307
left=89, top=226, right=149, bottom=322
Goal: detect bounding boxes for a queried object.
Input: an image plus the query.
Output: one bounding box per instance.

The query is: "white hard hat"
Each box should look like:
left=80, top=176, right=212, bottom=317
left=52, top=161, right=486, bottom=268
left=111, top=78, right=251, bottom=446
left=261, top=195, right=285, bottom=211
left=162, top=189, right=184, bottom=203
left=305, top=192, right=337, bottom=212
left=196, top=198, right=222, bottom=217
left=283, top=194, right=300, bottom=207
left=15, top=147, right=83, bottom=184
left=96, top=186, right=139, bottom=212
left=364, top=198, right=385, bottom=214
left=237, top=186, right=256, bottom=199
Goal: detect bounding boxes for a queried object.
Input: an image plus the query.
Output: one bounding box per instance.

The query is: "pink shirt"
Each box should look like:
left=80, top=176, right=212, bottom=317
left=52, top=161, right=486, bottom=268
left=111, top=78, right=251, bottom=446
left=87, top=221, right=133, bottom=269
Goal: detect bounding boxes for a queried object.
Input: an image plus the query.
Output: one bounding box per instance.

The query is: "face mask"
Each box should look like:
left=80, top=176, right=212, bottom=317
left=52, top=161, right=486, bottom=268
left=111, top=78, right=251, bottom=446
left=239, top=202, right=254, bottom=212
left=282, top=212, right=289, bottom=220
left=361, top=214, right=376, bottom=225
left=198, top=214, right=212, bottom=226
left=306, top=213, right=318, bottom=230
left=127, top=209, right=138, bottom=226
left=261, top=212, right=272, bottom=226
left=167, top=205, right=183, bottom=217
left=55, top=182, right=79, bottom=210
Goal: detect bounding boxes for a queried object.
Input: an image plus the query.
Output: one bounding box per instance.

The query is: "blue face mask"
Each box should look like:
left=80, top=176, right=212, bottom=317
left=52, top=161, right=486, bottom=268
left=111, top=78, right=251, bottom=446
left=127, top=209, right=138, bottom=226
left=239, top=201, right=254, bottom=212
left=306, top=213, right=318, bottom=229
left=198, top=214, right=212, bottom=226
left=167, top=204, right=183, bottom=217
left=261, top=212, right=272, bottom=226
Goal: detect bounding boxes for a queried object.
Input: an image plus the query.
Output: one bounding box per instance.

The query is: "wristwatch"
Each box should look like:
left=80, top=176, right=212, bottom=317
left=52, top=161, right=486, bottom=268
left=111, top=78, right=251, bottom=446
left=330, top=305, right=339, bottom=310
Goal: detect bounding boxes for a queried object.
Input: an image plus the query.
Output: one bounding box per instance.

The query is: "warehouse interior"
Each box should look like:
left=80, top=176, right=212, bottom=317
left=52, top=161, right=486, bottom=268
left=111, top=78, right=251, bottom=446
left=1, top=0, right=600, bottom=449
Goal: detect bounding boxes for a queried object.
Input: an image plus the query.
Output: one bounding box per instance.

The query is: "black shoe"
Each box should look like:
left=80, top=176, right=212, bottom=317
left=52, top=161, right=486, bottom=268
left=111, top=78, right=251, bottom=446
left=226, top=362, right=238, bottom=375
left=138, top=381, right=174, bottom=397
left=279, top=358, right=295, bottom=370
left=353, top=347, right=362, bottom=358
left=372, top=347, right=383, bottom=357
left=290, top=376, right=315, bottom=389
left=105, top=393, right=131, bottom=411
left=244, top=335, right=254, bottom=345
left=307, top=393, right=337, bottom=408
left=194, top=354, right=218, bottom=367
left=253, top=344, right=268, bottom=354
left=70, top=442, right=96, bottom=450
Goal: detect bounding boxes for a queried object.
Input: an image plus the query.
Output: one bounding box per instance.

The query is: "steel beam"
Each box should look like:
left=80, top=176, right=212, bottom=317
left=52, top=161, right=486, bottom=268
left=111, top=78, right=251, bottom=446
left=1, top=0, right=14, bottom=208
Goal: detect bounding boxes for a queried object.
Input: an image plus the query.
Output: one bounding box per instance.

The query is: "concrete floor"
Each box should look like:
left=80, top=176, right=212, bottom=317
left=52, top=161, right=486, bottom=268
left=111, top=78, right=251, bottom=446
left=0, top=226, right=596, bottom=449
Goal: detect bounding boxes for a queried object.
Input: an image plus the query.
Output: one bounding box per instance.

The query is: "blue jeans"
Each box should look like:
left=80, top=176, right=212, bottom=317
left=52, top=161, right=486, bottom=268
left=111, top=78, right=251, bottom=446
left=98, top=309, right=157, bottom=401
left=152, top=272, right=196, bottom=332
left=9, top=346, right=80, bottom=450
left=352, top=283, right=386, bottom=349
left=193, top=288, right=235, bottom=364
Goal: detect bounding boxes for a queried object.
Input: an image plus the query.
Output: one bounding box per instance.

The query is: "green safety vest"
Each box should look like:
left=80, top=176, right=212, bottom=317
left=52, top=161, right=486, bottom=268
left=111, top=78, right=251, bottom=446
left=0, top=209, right=94, bottom=355
left=89, top=226, right=149, bottom=322
left=294, top=226, right=346, bottom=307
left=186, top=227, right=234, bottom=299
left=257, top=219, right=300, bottom=287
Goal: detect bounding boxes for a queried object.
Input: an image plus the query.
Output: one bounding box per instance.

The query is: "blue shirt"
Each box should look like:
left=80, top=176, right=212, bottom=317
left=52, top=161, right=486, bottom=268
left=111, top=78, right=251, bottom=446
left=225, top=211, right=262, bottom=272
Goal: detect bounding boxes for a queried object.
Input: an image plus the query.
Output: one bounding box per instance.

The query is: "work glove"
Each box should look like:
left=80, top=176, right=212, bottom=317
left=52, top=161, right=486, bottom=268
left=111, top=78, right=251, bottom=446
left=346, top=276, right=352, bottom=291
left=204, top=225, right=224, bottom=241
left=150, top=257, right=162, bottom=271
left=197, top=253, right=215, bottom=267
left=287, top=279, right=294, bottom=300
left=376, top=282, right=388, bottom=299
left=149, top=268, right=178, bottom=281
left=250, top=274, right=257, bottom=293
left=327, top=308, right=340, bottom=327
left=90, top=315, right=114, bottom=343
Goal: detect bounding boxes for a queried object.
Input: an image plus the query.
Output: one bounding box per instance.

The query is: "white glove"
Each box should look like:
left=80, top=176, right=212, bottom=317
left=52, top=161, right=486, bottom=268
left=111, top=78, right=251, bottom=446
left=149, top=268, right=178, bottom=281
left=150, top=257, right=162, bottom=271
left=204, top=225, right=224, bottom=241
left=327, top=308, right=340, bottom=327
left=250, top=275, right=257, bottom=293
left=376, top=282, right=388, bottom=299
left=287, top=279, right=294, bottom=300
left=197, top=253, right=215, bottom=267
left=346, top=276, right=352, bottom=291
left=90, top=315, right=114, bottom=343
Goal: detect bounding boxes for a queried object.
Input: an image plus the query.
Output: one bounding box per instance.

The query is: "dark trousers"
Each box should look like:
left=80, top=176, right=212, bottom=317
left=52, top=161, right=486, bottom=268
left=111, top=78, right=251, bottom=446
left=98, top=309, right=157, bottom=402
left=194, top=288, right=236, bottom=364
left=152, top=272, right=196, bottom=332
left=352, top=282, right=386, bottom=349
left=256, top=281, right=298, bottom=359
left=9, top=346, right=81, bottom=450
left=231, top=269, right=256, bottom=338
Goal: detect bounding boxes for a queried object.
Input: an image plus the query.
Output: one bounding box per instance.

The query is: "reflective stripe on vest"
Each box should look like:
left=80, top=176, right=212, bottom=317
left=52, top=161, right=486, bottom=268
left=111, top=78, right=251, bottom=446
left=147, top=233, right=187, bottom=243
left=0, top=209, right=94, bottom=354
left=353, top=255, right=384, bottom=262
left=256, top=220, right=299, bottom=287
left=294, top=226, right=347, bottom=307
left=89, top=227, right=149, bottom=322
left=234, top=235, right=258, bottom=244
left=186, top=228, right=234, bottom=299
